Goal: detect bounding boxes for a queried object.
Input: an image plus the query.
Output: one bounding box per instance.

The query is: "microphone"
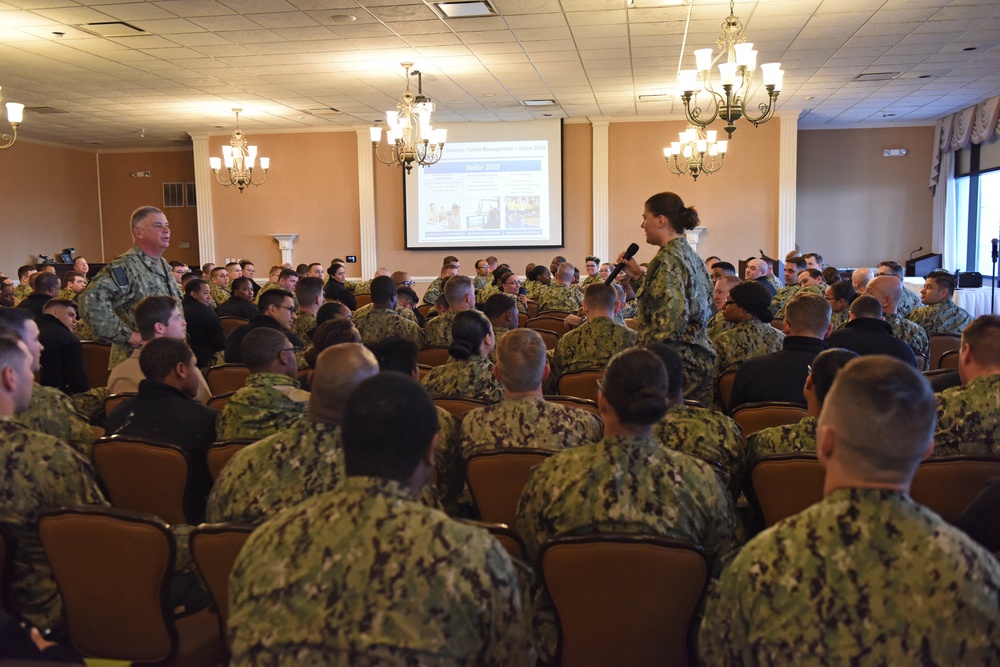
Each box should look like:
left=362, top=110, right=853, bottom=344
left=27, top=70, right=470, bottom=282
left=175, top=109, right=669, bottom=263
left=909, top=246, right=923, bottom=260
left=605, top=243, right=640, bottom=285
left=992, top=238, right=998, bottom=263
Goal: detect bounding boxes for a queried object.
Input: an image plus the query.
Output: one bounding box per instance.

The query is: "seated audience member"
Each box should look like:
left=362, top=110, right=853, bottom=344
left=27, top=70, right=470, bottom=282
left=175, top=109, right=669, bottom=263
left=770, top=256, right=808, bottom=315
left=207, top=343, right=379, bottom=526
left=421, top=261, right=460, bottom=305
left=497, top=270, right=529, bottom=314
left=744, top=258, right=777, bottom=298
left=59, top=270, right=87, bottom=301
left=208, top=266, right=231, bottom=306
left=549, top=255, right=567, bottom=274
left=825, top=280, right=856, bottom=329
left=228, top=372, right=534, bottom=665
left=105, top=338, right=216, bottom=520
left=395, top=285, right=424, bottom=325
left=704, top=255, right=722, bottom=273
left=217, top=328, right=310, bottom=440
left=345, top=266, right=387, bottom=296
left=713, top=280, right=784, bottom=376
left=240, top=260, right=260, bottom=298
left=316, top=300, right=352, bottom=326
left=181, top=278, right=226, bottom=369
left=747, top=347, right=859, bottom=463
left=774, top=267, right=826, bottom=320
left=255, top=268, right=298, bottom=304
left=355, top=274, right=418, bottom=322
left=826, top=295, right=917, bottom=366
left=730, top=292, right=831, bottom=409
left=537, top=262, right=584, bottom=313
left=37, top=299, right=90, bottom=395
left=708, top=274, right=740, bottom=339
left=422, top=275, right=475, bottom=348
left=550, top=282, right=637, bottom=380
left=517, top=347, right=736, bottom=663
left=108, top=295, right=211, bottom=403
left=323, top=263, right=356, bottom=311
left=472, top=258, right=491, bottom=292
left=225, top=261, right=243, bottom=283
left=933, top=315, right=1000, bottom=456
left=216, top=276, right=260, bottom=320
left=851, top=266, right=873, bottom=293
left=293, top=276, right=324, bottom=342
left=169, top=261, right=189, bottom=285
left=581, top=255, right=601, bottom=286
left=802, top=252, right=824, bottom=270
left=523, top=264, right=551, bottom=301
left=709, top=261, right=738, bottom=284
left=430, top=293, right=449, bottom=318
left=304, top=319, right=361, bottom=367
left=863, top=275, right=930, bottom=359
left=353, top=276, right=422, bottom=347
left=421, top=310, right=505, bottom=403
left=0, top=279, right=15, bottom=308
left=12, top=265, right=35, bottom=304
left=224, top=289, right=304, bottom=363
left=16, top=272, right=59, bottom=320
left=482, top=293, right=519, bottom=344
left=908, top=269, right=974, bottom=336
left=700, top=356, right=1000, bottom=665
left=877, top=260, right=921, bottom=317
left=821, top=266, right=842, bottom=286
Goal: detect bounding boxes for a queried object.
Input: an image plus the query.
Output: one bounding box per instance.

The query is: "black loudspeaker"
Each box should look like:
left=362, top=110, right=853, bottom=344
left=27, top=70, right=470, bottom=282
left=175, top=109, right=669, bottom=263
left=959, top=272, right=983, bottom=288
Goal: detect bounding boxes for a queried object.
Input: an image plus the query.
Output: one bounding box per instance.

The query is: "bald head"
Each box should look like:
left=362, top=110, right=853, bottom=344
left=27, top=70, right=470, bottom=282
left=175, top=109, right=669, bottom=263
left=851, top=267, right=873, bottom=292
left=308, top=343, right=379, bottom=425
left=865, top=275, right=903, bottom=314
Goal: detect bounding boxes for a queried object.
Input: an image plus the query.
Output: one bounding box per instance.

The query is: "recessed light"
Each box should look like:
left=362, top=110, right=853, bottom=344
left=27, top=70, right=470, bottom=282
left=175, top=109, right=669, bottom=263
left=852, top=72, right=900, bottom=82
left=523, top=99, right=556, bottom=106
left=429, top=1, right=497, bottom=19
left=638, top=93, right=672, bottom=101
left=329, top=14, right=356, bottom=25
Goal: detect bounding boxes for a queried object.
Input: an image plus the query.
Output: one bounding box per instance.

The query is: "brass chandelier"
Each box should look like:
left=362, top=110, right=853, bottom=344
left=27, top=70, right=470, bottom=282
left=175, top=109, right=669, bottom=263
left=665, top=126, right=727, bottom=181
left=370, top=63, right=446, bottom=174
left=1, top=86, right=24, bottom=151
left=209, top=108, right=270, bottom=193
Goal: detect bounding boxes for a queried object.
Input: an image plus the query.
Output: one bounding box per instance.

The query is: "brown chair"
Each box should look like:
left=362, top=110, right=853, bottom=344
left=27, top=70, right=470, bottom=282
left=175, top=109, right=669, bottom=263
left=353, top=293, right=372, bottom=308
left=206, top=440, right=253, bottom=480
left=0, top=523, right=15, bottom=619
left=683, top=399, right=707, bottom=409
left=526, top=300, right=539, bottom=318
left=466, top=448, right=553, bottom=526
left=205, top=363, right=250, bottom=396
left=534, top=328, right=560, bottom=351
left=911, top=455, right=1000, bottom=523
left=92, top=435, right=192, bottom=525
left=297, top=367, right=314, bottom=389
left=38, top=507, right=225, bottom=666
left=417, top=303, right=435, bottom=320
left=556, top=368, right=603, bottom=403
left=206, top=391, right=234, bottom=412
left=454, top=519, right=527, bottom=561
left=747, top=454, right=825, bottom=527
left=80, top=341, right=112, bottom=388
left=103, top=392, right=137, bottom=419
left=716, top=370, right=738, bottom=413
left=517, top=312, right=529, bottom=327
left=544, top=394, right=600, bottom=417
left=540, top=534, right=708, bottom=667
left=938, top=348, right=960, bottom=370
left=731, top=401, right=808, bottom=443
left=190, top=523, right=254, bottom=653
left=433, top=395, right=489, bottom=419
left=527, top=314, right=568, bottom=334
left=218, top=316, right=249, bottom=337
left=929, top=333, right=962, bottom=371
left=417, top=346, right=452, bottom=367
left=417, top=364, right=433, bottom=381
left=915, top=354, right=929, bottom=372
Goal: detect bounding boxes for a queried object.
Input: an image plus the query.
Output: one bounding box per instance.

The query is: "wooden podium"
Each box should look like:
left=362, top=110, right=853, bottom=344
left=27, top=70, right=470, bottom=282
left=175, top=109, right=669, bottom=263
left=905, top=253, right=941, bottom=278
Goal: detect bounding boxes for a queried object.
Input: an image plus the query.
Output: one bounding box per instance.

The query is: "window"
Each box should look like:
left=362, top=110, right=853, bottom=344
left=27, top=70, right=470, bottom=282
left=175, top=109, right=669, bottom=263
left=954, top=134, right=1000, bottom=278
left=162, top=182, right=185, bottom=208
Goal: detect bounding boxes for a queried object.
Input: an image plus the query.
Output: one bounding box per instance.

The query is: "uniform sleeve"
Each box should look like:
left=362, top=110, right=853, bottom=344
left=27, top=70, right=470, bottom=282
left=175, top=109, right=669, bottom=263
left=514, top=464, right=551, bottom=564
left=480, top=539, right=538, bottom=667
left=698, top=563, right=752, bottom=666
left=643, top=260, right=690, bottom=342
left=78, top=267, right=133, bottom=345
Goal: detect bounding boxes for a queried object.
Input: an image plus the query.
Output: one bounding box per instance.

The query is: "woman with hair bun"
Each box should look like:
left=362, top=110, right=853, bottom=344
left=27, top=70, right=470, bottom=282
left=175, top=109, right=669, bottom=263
left=420, top=310, right=505, bottom=403
left=617, top=192, right=716, bottom=404
left=712, top=279, right=785, bottom=377
left=825, top=280, right=857, bottom=330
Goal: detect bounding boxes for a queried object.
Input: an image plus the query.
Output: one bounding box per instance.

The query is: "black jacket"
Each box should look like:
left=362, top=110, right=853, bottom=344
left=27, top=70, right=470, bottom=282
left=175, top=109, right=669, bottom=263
left=730, top=336, right=829, bottom=410
left=826, top=318, right=918, bottom=367
left=216, top=298, right=259, bottom=320
left=323, top=280, right=357, bottom=310
left=182, top=295, right=227, bottom=368
left=16, top=293, right=52, bottom=320
left=37, top=313, right=90, bottom=394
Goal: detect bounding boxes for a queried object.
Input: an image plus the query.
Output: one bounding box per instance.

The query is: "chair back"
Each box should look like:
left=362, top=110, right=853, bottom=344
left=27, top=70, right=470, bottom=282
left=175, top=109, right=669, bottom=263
left=353, top=293, right=372, bottom=308
left=466, top=448, right=553, bottom=526
left=517, top=312, right=529, bottom=327
left=207, top=440, right=253, bottom=480
left=207, top=391, right=235, bottom=412
left=454, top=519, right=527, bottom=561
left=716, top=370, right=738, bottom=413
left=218, top=317, right=249, bottom=337
left=556, top=368, right=603, bottom=403
left=938, top=348, right=959, bottom=370
left=103, top=392, right=138, bottom=419
left=81, top=341, right=113, bottom=387
left=915, top=354, right=929, bottom=371
left=190, top=523, right=253, bottom=652
left=526, top=300, right=539, bottom=318
left=0, top=523, right=15, bottom=618
left=929, top=333, right=962, bottom=370
left=205, top=363, right=250, bottom=396
left=731, top=401, right=808, bottom=443
left=544, top=394, right=600, bottom=417
left=433, top=395, right=489, bottom=419
left=92, top=436, right=192, bottom=525
left=417, top=346, right=452, bottom=367
left=911, top=456, right=1000, bottom=522
left=527, top=315, right=567, bottom=334
left=540, top=534, right=708, bottom=667
left=534, top=328, right=560, bottom=351
left=417, top=364, right=433, bottom=381
left=748, top=454, right=825, bottom=527
left=417, top=303, right=435, bottom=320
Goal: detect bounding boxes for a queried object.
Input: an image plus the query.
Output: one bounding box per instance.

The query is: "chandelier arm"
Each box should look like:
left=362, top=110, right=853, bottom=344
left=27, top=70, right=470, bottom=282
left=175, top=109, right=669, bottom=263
left=682, top=93, right=721, bottom=129
left=743, top=90, right=779, bottom=125
left=213, top=170, right=233, bottom=187
left=0, top=131, right=14, bottom=150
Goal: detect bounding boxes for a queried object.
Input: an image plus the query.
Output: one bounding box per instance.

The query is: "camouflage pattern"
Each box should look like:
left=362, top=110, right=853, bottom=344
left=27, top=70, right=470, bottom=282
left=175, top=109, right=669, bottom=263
left=774, top=284, right=824, bottom=320
left=422, top=276, right=445, bottom=305
left=73, top=317, right=96, bottom=341
left=523, top=279, right=545, bottom=301
left=78, top=245, right=182, bottom=369
left=830, top=308, right=849, bottom=330
left=13, top=283, right=31, bottom=304
left=216, top=372, right=309, bottom=440
left=907, top=299, right=974, bottom=337
left=473, top=274, right=490, bottom=292
left=769, top=285, right=799, bottom=318
left=517, top=434, right=737, bottom=662
left=537, top=284, right=583, bottom=313
left=462, top=396, right=602, bottom=457
left=619, top=299, right=637, bottom=321
left=346, top=278, right=371, bottom=295
left=654, top=403, right=746, bottom=500
left=291, top=311, right=316, bottom=342
left=429, top=406, right=464, bottom=517
left=477, top=283, right=501, bottom=303
left=550, top=316, right=637, bottom=377
left=421, top=355, right=505, bottom=404
left=15, top=382, right=96, bottom=457
left=228, top=476, right=535, bottom=666
left=764, top=273, right=782, bottom=291
left=713, top=318, right=786, bottom=375
left=707, top=311, right=735, bottom=341
left=354, top=307, right=423, bottom=347
left=254, top=281, right=277, bottom=303
left=634, top=238, right=717, bottom=405
left=581, top=273, right=600, bottom=286
left=896, top=284, right=921, bottom=317
left=0, top=419, right=107, bottom=633
left=209, top=284, right=230, bottom=307
left=422, top=310, right=458, bottom=348
left=58, top=287, right=78, bottom=301
left=933, top=374, right=1000, bottom=456
left=699, top=488, right=1000, bottom=666
left=747, top=416, right=818, bottom=463
left=885, top=313, right=930, bottom=358
left=353, top=302, right=418, bottom=324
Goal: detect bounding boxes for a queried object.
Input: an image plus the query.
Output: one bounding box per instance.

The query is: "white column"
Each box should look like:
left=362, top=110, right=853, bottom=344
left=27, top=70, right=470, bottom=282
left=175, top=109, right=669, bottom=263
left=685, top=226, right=707, bottom=253
left=591, top=118, right=610, bottom=261
left=271, top=234, right=298, bottom=265
left=356, top=127, right=377, bottom=280
left=188, top=133, right=216, bottom=266
left=777, top=114, right=799, bottom=257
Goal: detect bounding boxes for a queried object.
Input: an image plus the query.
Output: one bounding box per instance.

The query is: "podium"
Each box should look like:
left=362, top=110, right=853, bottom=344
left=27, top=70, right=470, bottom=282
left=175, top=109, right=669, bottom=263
left=905, top=253, right=941, bottom=278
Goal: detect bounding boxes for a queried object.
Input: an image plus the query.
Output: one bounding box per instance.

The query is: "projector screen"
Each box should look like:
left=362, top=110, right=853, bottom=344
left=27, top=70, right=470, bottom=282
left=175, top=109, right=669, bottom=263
left=403, top=119, right=563, bottom=250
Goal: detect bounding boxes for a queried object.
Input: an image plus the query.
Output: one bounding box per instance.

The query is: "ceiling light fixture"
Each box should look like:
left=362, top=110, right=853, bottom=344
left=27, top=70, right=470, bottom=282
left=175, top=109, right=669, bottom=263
left=677, top=0, right=783, bottom=139
left=664, top=125, right=727, bottom=181
left=370, top=62, right=446, bottom=174
left=0, top=87, right=24, bottom=150
left=209, top=108, right=270, bottom=193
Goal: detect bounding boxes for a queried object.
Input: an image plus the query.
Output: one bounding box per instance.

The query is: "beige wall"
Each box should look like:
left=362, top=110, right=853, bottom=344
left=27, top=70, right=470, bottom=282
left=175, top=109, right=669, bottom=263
left=797, top=126, right=935, bottom=268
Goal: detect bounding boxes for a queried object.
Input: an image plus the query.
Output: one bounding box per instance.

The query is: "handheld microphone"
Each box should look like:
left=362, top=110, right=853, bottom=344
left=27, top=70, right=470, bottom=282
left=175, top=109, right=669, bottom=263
left=992, top=238, right=998, bottom=263
left=605, top=243, right=640, bottom=285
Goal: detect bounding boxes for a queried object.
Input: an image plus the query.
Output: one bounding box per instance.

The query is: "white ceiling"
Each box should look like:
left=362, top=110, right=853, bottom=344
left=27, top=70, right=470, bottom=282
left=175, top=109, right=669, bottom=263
left=1, top=0, right=998, bottom=150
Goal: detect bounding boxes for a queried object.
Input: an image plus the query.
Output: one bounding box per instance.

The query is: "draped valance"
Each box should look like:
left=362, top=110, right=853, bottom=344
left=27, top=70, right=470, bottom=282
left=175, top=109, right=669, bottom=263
left=930, top=96, right=1000, bottom=195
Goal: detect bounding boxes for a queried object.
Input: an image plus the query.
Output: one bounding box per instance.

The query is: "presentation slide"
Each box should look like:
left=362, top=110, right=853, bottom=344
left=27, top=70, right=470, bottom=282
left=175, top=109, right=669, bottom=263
left=404, top=119, right=563, bottom=250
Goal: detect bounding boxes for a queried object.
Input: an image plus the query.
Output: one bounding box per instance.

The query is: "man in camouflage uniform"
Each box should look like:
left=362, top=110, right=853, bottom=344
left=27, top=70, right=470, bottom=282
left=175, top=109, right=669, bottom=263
left=346, top=266, right=389, bottom=296
left=291, top=276, right=323, bottom=342
left=774, top=270, right=825, bottom=320
left=254, top=268, right=297, bottom=305
left=933, top=315, right=1000, bottom=456
left=207, top=267, right=231, bottom=307
left=228, top=373, right=535, bottom=665
left=713, top=281, right=785, bottom=376
left=421, top=260, right=459, bottom=306
left=877, top=260, right=922, bottom=317
left=549, top=283, right=636, bottom=381
left=700, top=356, right=1000, bottom=666
left=353, top=276, right=422, bottom=347
left=537, top=262, right=584, bottom=313
left=79, top=206, right=182, bottom=369
left=208, top=344, right=379, bottom=526
left=217, top=328, right=309, bottom=440
left=581, top=255, right=601, bottom=286
left=12, top=265, right=35, bottom=305
left=768, top=256, right=808, bottom=316
left=472, top=258, right=491, bottom=292
left=0, top=335, right=108, bottom=638
left=708, top=274, right=740, bottom=340
left=421, top=352, right=505, bottom=404
left=58, top=270, right=87, bottom=303
left=908, top=270, right=974, bottom=336
left=422, top=275, right=475, bottom=348
left=864, top=275, right=930, bottom=359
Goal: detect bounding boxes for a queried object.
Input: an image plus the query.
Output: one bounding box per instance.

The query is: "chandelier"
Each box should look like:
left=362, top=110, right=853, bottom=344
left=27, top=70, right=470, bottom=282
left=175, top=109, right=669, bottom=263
left=664, top=126, right=727, bottom=181
left=1, top=87, right=24, bottom=150
left=208, top=108, right=270, bottom=193
left=370, top=62, right=446, bottom=174
left=677, top=0, right=784, bottom=139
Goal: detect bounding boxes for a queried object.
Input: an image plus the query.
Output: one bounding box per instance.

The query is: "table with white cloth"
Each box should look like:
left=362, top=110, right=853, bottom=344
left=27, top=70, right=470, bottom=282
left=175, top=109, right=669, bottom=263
left=903, top=278, right=999, bottom=319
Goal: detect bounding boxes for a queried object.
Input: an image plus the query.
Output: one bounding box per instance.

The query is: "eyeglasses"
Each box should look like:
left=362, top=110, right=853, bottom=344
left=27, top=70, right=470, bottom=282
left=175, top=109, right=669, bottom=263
left=505, top=280, right=521, bottom=286
left=275, top=304, right=296, bottom=312
left=279, top=346, right=303, bottom=360
left=397, top=280, right=415, bottom=287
